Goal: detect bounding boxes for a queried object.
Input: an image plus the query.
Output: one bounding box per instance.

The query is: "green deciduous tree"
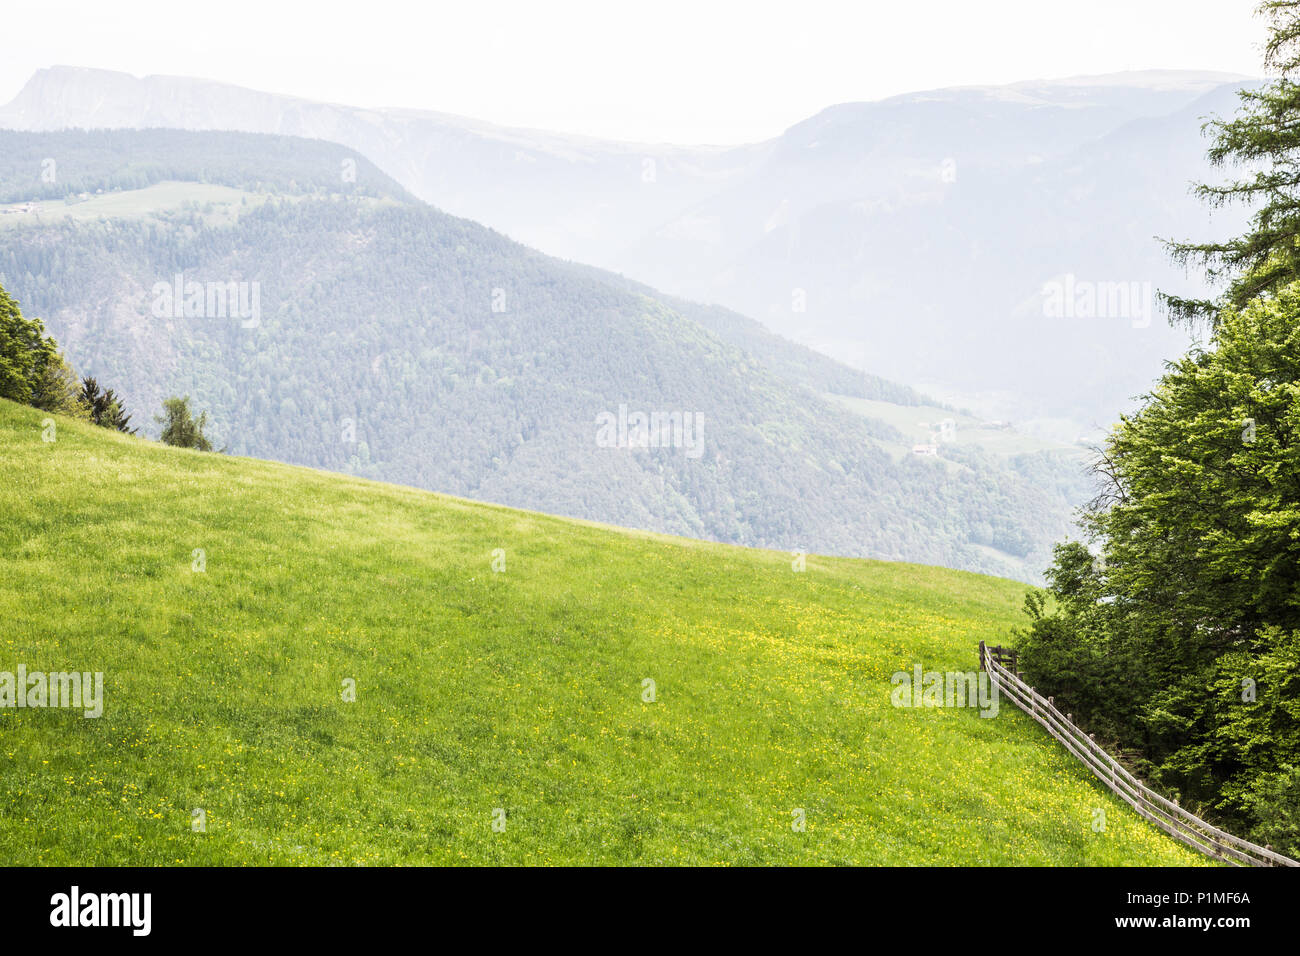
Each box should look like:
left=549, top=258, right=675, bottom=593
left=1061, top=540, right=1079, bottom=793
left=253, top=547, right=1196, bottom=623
left=156, top=396, right=214, bottom=451
left=0, top=282, right=82, bottom=415
left=1, top=283, right=49, bottom=404
left=31, top=348, right=85, bottom=417
left=1020, top=289, right=1300, bottom=850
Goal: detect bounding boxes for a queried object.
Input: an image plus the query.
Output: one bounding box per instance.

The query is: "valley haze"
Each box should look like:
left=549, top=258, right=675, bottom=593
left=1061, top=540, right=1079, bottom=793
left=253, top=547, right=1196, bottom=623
left=0, top=65, right=1255, bottom=436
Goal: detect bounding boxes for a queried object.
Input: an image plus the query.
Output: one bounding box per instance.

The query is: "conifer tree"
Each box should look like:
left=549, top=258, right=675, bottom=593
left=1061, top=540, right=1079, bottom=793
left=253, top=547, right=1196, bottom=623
left=1166, top=2, right=1300, bottom=325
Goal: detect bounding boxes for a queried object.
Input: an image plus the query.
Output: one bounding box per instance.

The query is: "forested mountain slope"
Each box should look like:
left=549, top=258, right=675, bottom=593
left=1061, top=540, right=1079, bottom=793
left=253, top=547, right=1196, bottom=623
left=0, top=66, right=1251, bottom=432
left=0, top=129, right=1078, bottom=579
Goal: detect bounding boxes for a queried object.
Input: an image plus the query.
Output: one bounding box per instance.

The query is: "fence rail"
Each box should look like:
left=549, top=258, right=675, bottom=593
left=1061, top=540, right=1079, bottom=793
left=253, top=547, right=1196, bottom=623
left=978, top=640, right=1298, bottom=868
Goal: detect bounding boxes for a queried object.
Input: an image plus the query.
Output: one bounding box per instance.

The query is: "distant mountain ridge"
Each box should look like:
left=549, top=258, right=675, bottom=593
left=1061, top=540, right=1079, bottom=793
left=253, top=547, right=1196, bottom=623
left=0, top=66, right=1257, bottom=436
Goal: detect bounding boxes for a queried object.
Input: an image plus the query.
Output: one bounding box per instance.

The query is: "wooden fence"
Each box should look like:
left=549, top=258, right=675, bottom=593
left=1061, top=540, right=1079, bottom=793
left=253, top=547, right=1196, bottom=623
left=978, top=640, right=1298, bottom=868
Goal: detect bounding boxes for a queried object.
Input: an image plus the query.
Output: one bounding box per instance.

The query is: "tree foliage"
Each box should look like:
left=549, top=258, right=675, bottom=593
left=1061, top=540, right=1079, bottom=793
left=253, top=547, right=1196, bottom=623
left=1020, top=290, right=1300, bottom=850
left=1165, top=2, right=1300, bottom=326
left=0, top=282, right=81, bottom=415
left=155, top=396, right=214, bottom=452
left=79, top=376, right=136, bottom=433
left=1025, top=4, right=1300, bottom=851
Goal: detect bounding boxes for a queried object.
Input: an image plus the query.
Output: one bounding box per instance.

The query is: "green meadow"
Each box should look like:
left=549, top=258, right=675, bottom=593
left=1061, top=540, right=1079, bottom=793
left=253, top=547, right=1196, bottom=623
left=0, top=399, right=1205, bottom=865
left=0, top=181, right=397, bottom=230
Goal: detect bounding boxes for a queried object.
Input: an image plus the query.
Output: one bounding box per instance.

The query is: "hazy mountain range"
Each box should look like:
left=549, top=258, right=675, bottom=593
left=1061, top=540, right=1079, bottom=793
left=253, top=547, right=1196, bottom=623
left=0, top=128, right=1085, bottom=581
left=0, top=66, right=1257, bottom=438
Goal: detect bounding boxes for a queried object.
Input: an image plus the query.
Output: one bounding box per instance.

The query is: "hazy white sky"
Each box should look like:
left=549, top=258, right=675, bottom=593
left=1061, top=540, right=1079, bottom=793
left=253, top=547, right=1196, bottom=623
left=0, top=0, right=1265, bottom=144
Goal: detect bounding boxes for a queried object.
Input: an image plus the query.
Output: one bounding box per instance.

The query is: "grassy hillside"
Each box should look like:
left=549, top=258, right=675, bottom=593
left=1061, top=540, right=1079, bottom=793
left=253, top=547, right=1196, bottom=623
left=0, top=400, right=1205, bottom=865
left=0, top=182, right=399, bottom=230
